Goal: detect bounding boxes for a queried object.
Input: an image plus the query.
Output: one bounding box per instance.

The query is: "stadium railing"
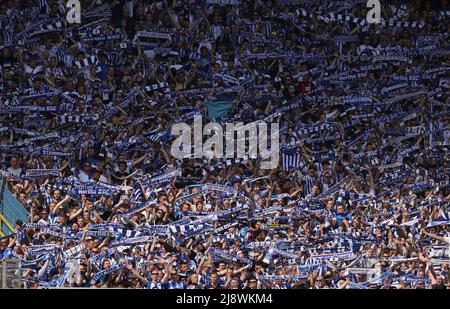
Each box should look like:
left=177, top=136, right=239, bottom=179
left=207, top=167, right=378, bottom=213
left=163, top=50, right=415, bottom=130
left=0, top=177, right=30, bottom=236
left=0, top=259, right=22, bottom=288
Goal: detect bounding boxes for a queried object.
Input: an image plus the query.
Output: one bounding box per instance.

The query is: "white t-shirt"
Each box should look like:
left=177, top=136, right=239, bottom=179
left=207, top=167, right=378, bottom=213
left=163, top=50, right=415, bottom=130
left=24, top=64, right=43, bottom=75
left=77, top=170, right=92, bottom=183
left=113, top=161, right=133, bottom=173
left=7, top=166, right=22, bottom=176
left=38, top=218, right=49, bottom=225
left=98, top=174, right=109, bottom=183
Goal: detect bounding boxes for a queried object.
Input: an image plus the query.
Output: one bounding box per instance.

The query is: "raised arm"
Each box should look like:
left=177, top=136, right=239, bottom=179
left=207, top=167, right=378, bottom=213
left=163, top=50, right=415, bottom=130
left=421, top=228, right=448, bottom=243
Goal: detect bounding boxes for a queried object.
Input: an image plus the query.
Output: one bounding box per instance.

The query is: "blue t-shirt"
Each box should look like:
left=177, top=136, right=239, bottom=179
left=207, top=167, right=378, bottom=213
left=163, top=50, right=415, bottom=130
left=146, top=281, right=168, bottom=289
left=335, top=212, right=352, bottom=225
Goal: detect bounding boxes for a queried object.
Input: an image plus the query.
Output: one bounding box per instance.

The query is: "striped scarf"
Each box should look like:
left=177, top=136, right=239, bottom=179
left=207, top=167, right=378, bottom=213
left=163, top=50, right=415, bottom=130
left=90, top=264, right=125, bottom=285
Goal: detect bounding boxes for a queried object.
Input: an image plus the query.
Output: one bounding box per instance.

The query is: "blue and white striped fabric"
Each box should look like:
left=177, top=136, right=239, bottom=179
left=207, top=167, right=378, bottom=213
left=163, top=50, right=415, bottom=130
left=75, top=56, right=99, bottom=69
left=38, top=0, right=49, bottom=14
left=264, top=21, right=272, bottom=39
left=199, top=274, right=211, bottom=288
left=108, top=227, right=141, bottom=239
left=43, top=193, right=54, bottom=208
left=302, top=175, right=316, bottom=196
left=169, top=224, right=206, bottom=234
left=2, top=29, right=13, bottom=46
left=166, top=280, right=184, bottom=289
left=144, top=82, right=169, bottom=93
left=146, top=130, right=169, bottom=143
left=57, top=115, right=93, bottom=124
left=207, top=156, right=249, bottom=172
left=247, top=22, right=257, bottom=33
left=49, top=213, right=59, bottom=224
left=281, top=149, right=302, bottom=171
left=42, top=20, right=63, bottom=32
left=296, top=123, right=334, bottom=135
left=130, top=182, right=144, bottom=204
left=210, top=25, right=223, bottom=40
left=183, top=50, right=202, bottom=62
left=212, top=234, right=243, bottom=243
left=55, top=47, right=67, bottom=65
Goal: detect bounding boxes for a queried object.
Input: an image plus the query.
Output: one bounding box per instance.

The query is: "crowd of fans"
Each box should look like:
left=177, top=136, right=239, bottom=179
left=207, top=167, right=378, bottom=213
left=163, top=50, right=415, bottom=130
left=0, top=0, right=449, bottom=289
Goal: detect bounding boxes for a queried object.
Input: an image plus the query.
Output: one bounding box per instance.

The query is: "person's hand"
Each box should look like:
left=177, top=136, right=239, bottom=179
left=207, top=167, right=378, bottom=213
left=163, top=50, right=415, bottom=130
left=86, top=202, right=93, bottom=210
left=226, top=269, right=233, bottom=278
